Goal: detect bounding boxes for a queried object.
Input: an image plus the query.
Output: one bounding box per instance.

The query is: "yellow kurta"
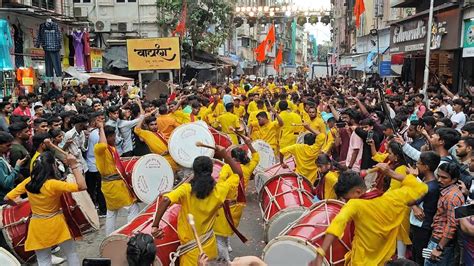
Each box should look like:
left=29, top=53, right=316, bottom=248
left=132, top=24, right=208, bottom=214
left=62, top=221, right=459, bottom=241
left=233, top=106, right=246, bottom=119
left=172, top=110, right=191, bottom=124
left=133, top=127, right=179, bottom=172
left=94, top=143, right=135, bottom=211
left=250, top=120, right=280, bottom=153
left=165, top=172, right=239, bottom=265
left=280, top=133, right=325, bottom=184
left=278, top=111, right=303, bottom=150
left=248, top=110, right=269, bottom=126
left=217, top=112, right=240, bottom=145
left=6, top=177, right=79, bottom=251
left=323, top=171, right=339, bottom=199
left=242, top=152, right=260, bottom=188
left=247, top=101, right=267, bottom=114
left=30, top=151, right=41, bottom=172
left=326, top=174, right=427, bottom=266
left=307, top=116, right=326, bottom=135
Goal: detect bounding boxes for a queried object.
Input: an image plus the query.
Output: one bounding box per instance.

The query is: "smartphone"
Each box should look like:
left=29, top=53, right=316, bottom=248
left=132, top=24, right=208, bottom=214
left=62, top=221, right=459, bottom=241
left=454, top=204, right=474, bottom=219
left=336, top=122, right=346, bottom=128
left=366, top=131, right=374, bottom=143
left=82, top=258, right=111, bottom=266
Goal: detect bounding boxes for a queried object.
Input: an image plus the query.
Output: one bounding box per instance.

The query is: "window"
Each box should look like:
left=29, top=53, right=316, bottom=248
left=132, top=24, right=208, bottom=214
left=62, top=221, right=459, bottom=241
left=241, top=37, right=250, bottom=48
left=116, top=0, right=136, bottom=3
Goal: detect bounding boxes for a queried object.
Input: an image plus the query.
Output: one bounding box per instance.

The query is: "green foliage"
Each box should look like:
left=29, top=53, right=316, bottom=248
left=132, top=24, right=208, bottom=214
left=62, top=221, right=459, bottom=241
left=156, top=0, right=233, bottom=55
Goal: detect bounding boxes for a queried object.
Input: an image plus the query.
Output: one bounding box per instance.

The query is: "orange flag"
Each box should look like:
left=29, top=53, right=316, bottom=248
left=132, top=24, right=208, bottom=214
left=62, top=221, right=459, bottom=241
left=274, top=44, right=283, bottom=72
left=354, top=0, right=365, bottom=28
left=173, top=0, right=187, bottom=36
left=255, top=40, right=267, bottom=63
left=265, top=24, right=276, bottom=52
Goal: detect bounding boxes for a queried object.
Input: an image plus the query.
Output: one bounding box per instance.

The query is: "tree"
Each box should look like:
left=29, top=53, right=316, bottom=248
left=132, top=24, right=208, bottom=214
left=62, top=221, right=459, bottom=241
left=156, top=0, right=233, bottom=58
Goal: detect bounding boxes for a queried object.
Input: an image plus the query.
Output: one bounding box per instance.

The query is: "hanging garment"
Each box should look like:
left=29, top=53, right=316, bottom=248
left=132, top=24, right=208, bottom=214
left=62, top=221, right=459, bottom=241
left=35, top=21, right=62, bottom=52
left=16, top=67, right=35, bottom=93
left=12, top=24, right=24, bottom=68
left=45, top=51, right=62, bottom=77
left=73, top=31, right=84, bottom=67
left=62, top=34, right=70, bottom=67
left=83, top=31, right=91, bottom=72
left=0, top=19, right=14, bottom=71
left=68, top=34, right=75, bottom=66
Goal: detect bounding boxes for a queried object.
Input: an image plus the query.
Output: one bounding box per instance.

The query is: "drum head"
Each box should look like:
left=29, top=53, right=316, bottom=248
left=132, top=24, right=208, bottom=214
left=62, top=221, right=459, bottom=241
left=100, top=235, right=161, bottom=266
left=263, top=236, right=329, bottom=266
left=0, top=247, right=20, bottom=266
left=168, top=123, right=215, bottom=168
left=265, top=207, right=307, bottom=242
left=252, top=140, right=277, bottom=173
left=131, top=154, right=174, bottom=204
left=66, top=175, right=100, bottom=231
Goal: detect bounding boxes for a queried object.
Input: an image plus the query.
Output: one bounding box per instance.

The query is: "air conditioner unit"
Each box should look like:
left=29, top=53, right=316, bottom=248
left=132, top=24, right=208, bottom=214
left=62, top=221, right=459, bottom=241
left=94, top=20, right=111, bottom=32
left=117, top=22, right=132, bottom=32
left=73, top=7, right=88, bottom=18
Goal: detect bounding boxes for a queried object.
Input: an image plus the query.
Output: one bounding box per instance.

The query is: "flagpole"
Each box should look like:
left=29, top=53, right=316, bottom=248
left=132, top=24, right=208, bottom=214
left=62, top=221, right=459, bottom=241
left=422, top=0, right=434, bottom=99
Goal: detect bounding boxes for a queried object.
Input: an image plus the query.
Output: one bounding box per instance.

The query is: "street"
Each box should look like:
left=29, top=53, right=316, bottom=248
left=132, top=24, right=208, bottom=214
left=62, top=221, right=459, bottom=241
left=71, top=182, right=265, bottom=264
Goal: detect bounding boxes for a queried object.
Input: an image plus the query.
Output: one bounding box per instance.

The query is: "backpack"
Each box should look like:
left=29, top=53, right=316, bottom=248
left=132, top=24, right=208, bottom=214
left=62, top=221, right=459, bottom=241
left=440, top=156, right=473, bottom=189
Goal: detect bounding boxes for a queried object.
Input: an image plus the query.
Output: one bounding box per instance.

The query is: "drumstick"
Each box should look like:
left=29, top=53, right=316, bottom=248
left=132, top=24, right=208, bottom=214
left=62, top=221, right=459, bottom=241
left=195, top=141, right=217, bottom=150
left=187, top=214, right=204, bottom=255
left=47, top=142, right=68, bottom=156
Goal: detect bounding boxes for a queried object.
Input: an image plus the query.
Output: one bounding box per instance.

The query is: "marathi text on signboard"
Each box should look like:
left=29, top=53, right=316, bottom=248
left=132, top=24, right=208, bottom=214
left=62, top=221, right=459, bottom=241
left=127, top=37, right=181, bottom=71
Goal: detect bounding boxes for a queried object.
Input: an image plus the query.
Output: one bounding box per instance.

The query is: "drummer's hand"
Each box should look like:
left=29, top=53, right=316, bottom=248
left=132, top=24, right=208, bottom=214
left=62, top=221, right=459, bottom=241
left=375, top=163, right=390, bottom=173
left=151, top=226, right=164, bottom=239
left=280, top=162, right=289, bottom=169
left=65, top=154, right=78, bottom=167
left=407, top=166, right=419, bottom=176
left=43, top=138, right=53, bottom=147
left=302, top=123, right=311, bottom=131
left=214, top=145, right=227, bottom=159
left=198, top=253, right=208, bottom=266
left=242, top=135, right=252, bottom=145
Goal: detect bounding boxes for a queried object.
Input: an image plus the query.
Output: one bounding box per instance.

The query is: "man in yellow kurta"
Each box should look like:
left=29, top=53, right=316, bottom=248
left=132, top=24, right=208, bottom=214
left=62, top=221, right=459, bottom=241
left=311, top=164, right=428, bottom=266
left=94, top=123, right=139, bottom=236
left=134, top=114, right=179, bottom=172
left=280, top=124, right=326, bottom=184
left=277, top=100, right=303, bottom=150
left=250, top=111, right=282, bottom=155
left=233, top=98, right=246, bottom=120
left=216, top=103, right=241, bottom=145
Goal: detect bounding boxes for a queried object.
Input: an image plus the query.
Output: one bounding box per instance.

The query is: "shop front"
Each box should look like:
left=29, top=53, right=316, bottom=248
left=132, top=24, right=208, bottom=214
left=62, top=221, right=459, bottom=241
left=389, top=6, right=462, bottom=90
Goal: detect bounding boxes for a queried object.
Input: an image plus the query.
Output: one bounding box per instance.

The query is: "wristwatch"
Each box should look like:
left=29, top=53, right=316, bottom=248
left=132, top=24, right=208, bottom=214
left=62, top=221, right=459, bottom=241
left=435, top=244, right=444, bottom=252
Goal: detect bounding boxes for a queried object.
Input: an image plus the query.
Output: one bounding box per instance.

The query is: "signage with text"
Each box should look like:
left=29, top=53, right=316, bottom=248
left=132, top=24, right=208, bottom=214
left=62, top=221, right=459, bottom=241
left=127, top=37, right=181, bottom=71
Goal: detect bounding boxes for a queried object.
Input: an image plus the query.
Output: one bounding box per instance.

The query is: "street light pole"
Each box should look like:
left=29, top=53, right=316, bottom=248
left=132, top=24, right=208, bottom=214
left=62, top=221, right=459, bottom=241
left=422, top=0, right=435, bottom=98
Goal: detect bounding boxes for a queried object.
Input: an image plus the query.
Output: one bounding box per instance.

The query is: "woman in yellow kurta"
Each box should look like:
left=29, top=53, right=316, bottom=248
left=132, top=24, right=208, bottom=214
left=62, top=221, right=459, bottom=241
left=314, top=153, right=343, bottom=200
left=94, top=123, right=138, bottom=236
left=151, top=146, right=243, bottom=266
left=5, top=151, right=87, bottom=265
left=311, top=166, right=427, bottom=266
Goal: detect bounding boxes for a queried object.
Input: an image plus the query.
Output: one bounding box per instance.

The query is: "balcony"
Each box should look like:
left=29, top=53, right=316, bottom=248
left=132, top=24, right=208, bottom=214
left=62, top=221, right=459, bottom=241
left=1, top=0, right=76, bottom=21
left=391, top=0, right=418, bottom=7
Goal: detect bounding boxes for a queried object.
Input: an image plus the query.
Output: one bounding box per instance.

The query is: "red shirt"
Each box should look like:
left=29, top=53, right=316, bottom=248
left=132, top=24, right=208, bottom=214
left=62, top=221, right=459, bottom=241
left=12, top=106, right=31, bottom=118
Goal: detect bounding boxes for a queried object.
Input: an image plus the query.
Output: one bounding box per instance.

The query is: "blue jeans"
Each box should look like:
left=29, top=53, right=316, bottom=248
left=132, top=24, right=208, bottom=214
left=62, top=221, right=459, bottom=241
left=44, top=51, right=62, bottom=77
left=424, top=239, right=455, bottom=266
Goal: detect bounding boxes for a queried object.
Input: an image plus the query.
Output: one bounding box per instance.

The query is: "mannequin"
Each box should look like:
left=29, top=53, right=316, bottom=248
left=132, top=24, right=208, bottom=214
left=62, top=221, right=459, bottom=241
left=35, top=18, right=62, bottom=77
left=72, top=29, right=84, bottom=68
left=83, top=28, right=91, bottom=72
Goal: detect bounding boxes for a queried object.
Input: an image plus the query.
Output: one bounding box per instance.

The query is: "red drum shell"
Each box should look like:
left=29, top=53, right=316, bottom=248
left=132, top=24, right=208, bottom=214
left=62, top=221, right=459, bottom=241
left=285, top=199, right=353, bottom=265
left=0, top=201, right=35, bottom=263
left=258, top=173, right=314, bottom=242
left=100, top=202, right=181, bottom=266
left=122, top=157, right=140, bottom=187
left=208, top=126, right=233, bottom=149
left=264, top=157, right=296, bottom=177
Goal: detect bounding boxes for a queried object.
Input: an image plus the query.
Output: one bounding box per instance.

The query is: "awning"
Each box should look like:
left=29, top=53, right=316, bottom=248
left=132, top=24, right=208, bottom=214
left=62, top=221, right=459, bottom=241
left=218, top=56, right=238, bottom=67
left=87, top=72, right=133, bottom=86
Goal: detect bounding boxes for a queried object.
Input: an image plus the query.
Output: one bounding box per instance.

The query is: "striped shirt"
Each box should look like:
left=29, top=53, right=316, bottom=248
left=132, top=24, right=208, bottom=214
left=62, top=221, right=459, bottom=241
left=431, top=184, right=465, bottom=241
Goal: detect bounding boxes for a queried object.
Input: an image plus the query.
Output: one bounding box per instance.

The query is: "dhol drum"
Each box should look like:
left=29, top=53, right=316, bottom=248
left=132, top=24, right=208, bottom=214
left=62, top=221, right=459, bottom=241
left=169, top=123, right=216, bottom=168
left=0, top=247, right=20, bottom=266
left=263, top=200, right=353, bottom=266
left=259, top=173, right=313, bottom=242
left=0, top=201, right=35, bottom=263
left=254, top=157, right=296, bottom=193
left=61, top=174, right=100, bottom=239
left=252, top=140, right=277, bottom=174
left=207, top=126, right=233, bottom=149
left=100, top=202, right=181, bottom=266
left=122, top=154, right=174, bottom=204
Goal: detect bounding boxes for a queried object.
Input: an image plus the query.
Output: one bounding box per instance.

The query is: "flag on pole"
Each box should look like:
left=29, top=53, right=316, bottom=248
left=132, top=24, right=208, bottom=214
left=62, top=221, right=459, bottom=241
left=354, top=0, right=365, bottom=28
left=274, top=44, right=283, bottom=72
left=173, top=0, right=187, bottom=37
left=265, top=24, right=276, bottom=52
left=255, top=40, right=267, bottom=63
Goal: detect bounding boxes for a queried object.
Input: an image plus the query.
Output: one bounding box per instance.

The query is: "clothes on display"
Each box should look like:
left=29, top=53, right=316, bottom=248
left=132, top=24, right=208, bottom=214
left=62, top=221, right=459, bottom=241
left=36, top=20, right=62, bottom=77
left=73, top=30, right=85, bottom=68
left=0, top=19, right=14, bottom=71
left=12, top=24, right=24, bottom=68
left=16, top=67, right=35, bottom=93
left=83, top=31, right=91, bottom=72
left=62, top=34, right=70, bottom=67
left=68, top=34, right=75, bottom=67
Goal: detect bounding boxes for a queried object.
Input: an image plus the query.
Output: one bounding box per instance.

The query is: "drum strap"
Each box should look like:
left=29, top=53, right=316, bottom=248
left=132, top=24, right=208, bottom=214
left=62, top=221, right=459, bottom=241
left=169, top=230, right=214, bottom=266
left=153, top=131, right=169, bottom=146
left=223, top=200, right=247, bottom=243
left=101, top=174, right=122, bottom=182
left=31, top=210, right=62, bottom=219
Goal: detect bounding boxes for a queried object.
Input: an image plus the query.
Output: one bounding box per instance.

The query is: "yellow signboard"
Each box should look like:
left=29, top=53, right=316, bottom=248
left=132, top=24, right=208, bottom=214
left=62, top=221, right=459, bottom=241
left=127, top=37, right=181, bottom=71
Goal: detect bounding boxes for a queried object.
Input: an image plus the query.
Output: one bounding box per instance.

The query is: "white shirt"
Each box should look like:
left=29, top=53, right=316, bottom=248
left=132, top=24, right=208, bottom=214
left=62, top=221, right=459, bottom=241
left=86, top=128, right=99, bottom=172
left=451, top=111, right=466, bottom=132
left=63, top=127, right=88, bottom=173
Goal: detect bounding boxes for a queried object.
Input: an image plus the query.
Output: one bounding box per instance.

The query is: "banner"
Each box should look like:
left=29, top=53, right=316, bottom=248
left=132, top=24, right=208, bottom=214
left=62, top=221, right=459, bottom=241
left=127, top=37, right=181, bottom=71
left=463, top=20, right=474, bottom=58
left=290, top=18, right=296, bottom=66
left=380, top=61, right=392, bottom=77
left=90, top=48, right=103, bottom=72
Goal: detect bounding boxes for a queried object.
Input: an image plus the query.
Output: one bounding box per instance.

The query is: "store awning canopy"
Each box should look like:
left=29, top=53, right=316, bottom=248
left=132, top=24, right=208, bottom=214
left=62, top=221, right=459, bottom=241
left=87, top=72, right=133, bottom=86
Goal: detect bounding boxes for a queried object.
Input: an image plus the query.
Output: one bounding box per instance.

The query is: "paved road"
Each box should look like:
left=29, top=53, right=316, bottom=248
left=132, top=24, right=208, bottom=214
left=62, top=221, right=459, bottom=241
left=68, top=182, right=266, bottom=265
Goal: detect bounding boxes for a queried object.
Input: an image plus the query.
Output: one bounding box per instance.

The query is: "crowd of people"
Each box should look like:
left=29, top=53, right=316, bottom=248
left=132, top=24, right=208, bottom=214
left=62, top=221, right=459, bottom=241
left=0, top=74, right=472, bottom=266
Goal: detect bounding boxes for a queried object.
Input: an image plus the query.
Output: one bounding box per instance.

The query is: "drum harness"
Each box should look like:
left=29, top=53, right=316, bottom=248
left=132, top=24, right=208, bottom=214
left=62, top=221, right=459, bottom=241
left=168, top=230, right=214, bottom=266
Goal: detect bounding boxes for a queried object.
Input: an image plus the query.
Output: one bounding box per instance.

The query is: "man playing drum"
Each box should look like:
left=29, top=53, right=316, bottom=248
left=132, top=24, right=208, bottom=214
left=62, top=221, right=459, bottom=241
left=310, top=164, right=428, bottom=266
left=94, top=122, right=140, bottom=236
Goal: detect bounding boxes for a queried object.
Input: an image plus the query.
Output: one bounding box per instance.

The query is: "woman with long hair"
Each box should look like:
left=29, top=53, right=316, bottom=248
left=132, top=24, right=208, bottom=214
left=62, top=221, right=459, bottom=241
left=4, top=151, right=87, bottom=265
left=314, top=153, right=347, bottom=200
left=151, top=145, right=243, bottom=265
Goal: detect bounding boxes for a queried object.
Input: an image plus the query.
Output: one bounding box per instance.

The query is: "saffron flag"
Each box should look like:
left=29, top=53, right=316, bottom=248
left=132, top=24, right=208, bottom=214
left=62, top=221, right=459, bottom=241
left=354, top=0, right=365, bottom=28
left=265, top=24, right=276, bottom=52
left=173, top=0, right=187, bottom=37
left=274, top=44, right=283, bottom=72
left=255, top=40, right=267, bottom=63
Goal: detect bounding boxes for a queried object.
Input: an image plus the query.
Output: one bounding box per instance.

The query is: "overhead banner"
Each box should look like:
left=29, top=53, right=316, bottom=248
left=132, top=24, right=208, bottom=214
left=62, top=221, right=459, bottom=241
left=463, top=20, right=474, bottom=58
left=127, top=37, right=181, bottom=71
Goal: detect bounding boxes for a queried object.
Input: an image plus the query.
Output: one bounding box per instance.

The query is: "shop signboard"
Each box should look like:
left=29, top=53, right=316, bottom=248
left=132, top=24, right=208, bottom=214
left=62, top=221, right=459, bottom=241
left=462, top=19, right=474, bottom=58
left=90, top=48, right=103, bottom=72
left=380, top=61, right=392, bottom=77
left=126, top=37, right=181, bottom=71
